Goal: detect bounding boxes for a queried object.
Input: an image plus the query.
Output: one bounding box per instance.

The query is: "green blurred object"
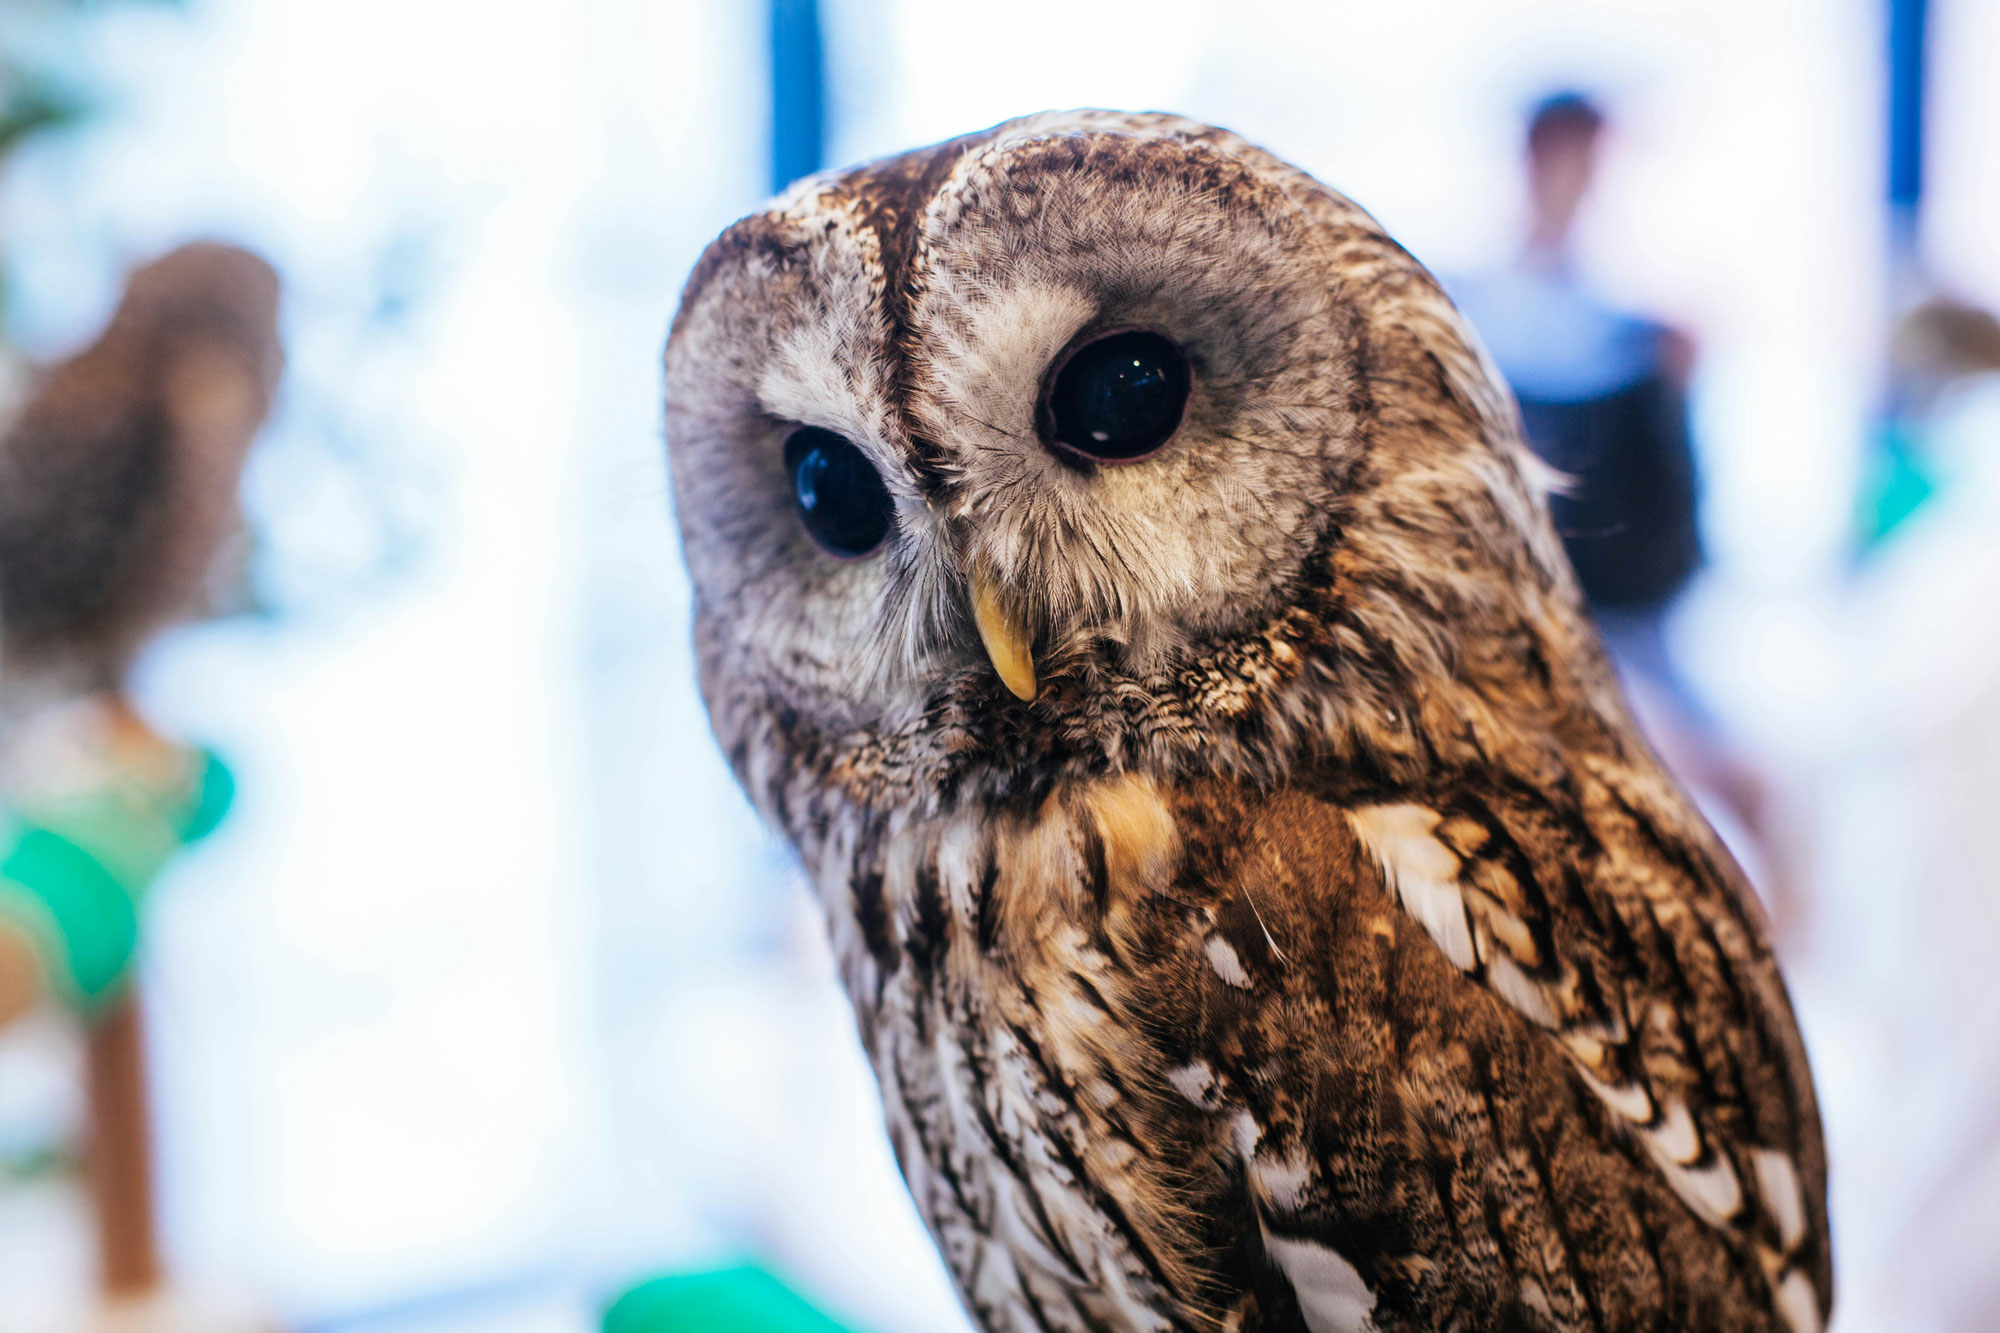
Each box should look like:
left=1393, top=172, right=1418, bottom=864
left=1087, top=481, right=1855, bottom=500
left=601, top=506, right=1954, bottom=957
left=604, top=1266, right=862, bottom=1333
left=0, top=66, right=87, bottom=161
left=176, top=748, right=236, bottom=843
left=0, top=748, right=233, bottom=1014
left=0, top=822, right=140, bottom=1009
left=1858, top=418, right=1939, bottom=551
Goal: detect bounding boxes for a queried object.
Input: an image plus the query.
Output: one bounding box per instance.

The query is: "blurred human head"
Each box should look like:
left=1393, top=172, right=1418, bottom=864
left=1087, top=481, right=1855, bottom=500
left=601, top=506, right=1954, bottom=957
left=1524, top=91, right=1606, bottom=255
left=1892, top=297, right=2000, bottom=396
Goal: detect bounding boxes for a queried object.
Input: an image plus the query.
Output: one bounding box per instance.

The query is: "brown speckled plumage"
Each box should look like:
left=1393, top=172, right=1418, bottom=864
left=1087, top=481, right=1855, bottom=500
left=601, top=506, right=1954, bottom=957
left=664, top=112, right=1830, bottom=1332
left=0, top=241, right=282, bottom=694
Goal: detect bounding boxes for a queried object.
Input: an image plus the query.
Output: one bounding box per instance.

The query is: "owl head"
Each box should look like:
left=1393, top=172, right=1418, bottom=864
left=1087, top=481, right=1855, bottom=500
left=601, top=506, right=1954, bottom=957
left=666, top=112, right=1608, bottom=816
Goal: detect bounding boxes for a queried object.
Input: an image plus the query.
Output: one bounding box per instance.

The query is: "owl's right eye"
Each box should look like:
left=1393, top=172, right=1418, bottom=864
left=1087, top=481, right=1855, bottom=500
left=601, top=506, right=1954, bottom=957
left=784, top=427, right=894, bottom=559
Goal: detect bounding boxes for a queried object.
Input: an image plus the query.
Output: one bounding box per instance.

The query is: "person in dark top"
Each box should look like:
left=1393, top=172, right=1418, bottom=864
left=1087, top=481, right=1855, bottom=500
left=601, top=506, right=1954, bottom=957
left=1452, top=93, right=1788, bottom=923
left=1454, top=92, right=1703, bottom=644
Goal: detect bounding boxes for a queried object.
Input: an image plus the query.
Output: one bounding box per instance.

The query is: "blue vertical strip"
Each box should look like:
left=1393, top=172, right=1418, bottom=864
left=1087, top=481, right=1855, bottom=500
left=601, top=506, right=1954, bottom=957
left=1865, top=0, right=1935, bottom=551
left=769, top=0, right=826, bottom=195
left=1885, top=0, right=1928, bottom=257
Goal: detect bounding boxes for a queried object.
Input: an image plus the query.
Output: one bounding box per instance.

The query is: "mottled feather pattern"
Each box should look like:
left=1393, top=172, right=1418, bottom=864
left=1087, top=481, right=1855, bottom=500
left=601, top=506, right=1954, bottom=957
left=665, top=112, right=1830, bottom=1331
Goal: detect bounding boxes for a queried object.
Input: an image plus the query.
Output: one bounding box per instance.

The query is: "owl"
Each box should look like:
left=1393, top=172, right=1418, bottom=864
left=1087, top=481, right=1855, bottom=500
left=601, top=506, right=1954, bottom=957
left=664, top=113, right=1830, bottom=1333
left=0, top=240, right=283, bottom=701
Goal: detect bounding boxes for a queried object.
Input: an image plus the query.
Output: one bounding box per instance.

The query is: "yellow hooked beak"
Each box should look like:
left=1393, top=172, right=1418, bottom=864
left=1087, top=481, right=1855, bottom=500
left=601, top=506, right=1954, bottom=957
left=969, top=562, right=1037, bottom=702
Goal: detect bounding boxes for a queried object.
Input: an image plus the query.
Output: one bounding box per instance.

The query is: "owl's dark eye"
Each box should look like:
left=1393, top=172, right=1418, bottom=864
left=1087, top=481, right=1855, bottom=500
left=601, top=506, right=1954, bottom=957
left=1038, top=329, right=1193, bottom=462
left=785, top=426, right=894, bottom=558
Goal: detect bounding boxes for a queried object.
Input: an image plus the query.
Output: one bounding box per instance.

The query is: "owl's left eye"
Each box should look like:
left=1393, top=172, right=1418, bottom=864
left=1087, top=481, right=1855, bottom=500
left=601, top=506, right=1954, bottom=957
left=785, top=426, right=894, bottom=559
left=1038, top=329, right=1193, bottom=463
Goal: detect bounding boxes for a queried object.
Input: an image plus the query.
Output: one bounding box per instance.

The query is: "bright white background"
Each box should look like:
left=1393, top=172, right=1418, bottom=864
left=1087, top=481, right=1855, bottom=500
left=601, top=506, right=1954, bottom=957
left=0, top=1, right=1993, bottom=1330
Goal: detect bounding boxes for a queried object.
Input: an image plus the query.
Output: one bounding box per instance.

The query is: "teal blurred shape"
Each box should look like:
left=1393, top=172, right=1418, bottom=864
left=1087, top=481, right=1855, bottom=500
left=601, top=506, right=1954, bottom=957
left=603, top=1266, right=862, bottom=1333
left=1858, top=419, right=1939, bottom=550
left=176, top=748, right=237, bottom=843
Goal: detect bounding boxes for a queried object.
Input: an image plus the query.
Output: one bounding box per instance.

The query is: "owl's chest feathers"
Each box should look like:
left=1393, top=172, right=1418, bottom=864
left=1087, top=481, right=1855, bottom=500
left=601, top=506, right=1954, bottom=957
left=812, top=774, right=1224, bottom=1332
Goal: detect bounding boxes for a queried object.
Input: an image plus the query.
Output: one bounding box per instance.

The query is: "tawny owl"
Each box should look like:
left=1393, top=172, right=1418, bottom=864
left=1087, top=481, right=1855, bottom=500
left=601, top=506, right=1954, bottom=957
left=663, top=112, right=1830, bottom=1333
left=0, top=241, right=282, bottom=699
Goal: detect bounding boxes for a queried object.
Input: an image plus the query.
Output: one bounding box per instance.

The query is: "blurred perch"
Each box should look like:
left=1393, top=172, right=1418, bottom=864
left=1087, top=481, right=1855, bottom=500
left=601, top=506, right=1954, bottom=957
left=0, top=240, right=281, bottom=1330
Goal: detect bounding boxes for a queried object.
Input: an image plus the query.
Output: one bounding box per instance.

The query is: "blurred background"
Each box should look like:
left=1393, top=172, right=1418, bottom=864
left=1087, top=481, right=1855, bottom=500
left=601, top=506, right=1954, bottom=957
left=0, top=0, right=1994, bottom=1329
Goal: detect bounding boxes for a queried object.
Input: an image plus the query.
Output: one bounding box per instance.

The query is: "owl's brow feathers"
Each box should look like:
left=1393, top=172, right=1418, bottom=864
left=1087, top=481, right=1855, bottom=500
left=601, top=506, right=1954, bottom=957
left=674, top=127, right=985, bottom=493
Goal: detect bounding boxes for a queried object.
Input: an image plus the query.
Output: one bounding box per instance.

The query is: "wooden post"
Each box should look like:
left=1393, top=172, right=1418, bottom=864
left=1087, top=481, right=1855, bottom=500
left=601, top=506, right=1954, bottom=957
left=84, top=991, right=163, bottom=1298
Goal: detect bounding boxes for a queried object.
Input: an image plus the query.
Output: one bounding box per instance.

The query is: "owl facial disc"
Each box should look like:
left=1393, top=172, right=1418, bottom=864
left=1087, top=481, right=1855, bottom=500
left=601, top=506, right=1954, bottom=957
left=969, top=563, right=1037, bottom=701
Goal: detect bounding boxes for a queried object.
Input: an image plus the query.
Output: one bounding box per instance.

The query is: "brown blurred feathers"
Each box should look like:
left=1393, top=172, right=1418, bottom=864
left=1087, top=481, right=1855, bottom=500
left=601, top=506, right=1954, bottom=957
left=0, top=241, right=281, bottom=691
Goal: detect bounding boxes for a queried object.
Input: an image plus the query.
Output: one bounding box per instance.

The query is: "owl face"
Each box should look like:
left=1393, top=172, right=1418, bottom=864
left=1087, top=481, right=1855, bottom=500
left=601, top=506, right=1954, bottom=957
left=667, top=112, right=1568, bottom=792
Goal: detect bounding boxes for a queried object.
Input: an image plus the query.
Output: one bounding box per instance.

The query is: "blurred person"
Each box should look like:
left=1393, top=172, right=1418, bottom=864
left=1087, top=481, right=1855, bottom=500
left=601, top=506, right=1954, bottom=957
left=0, top=241, right=281, bottom=1333
left=1452, top=92, right=1702, bottom=685
left=1449, top=92, right=1783, bottom=913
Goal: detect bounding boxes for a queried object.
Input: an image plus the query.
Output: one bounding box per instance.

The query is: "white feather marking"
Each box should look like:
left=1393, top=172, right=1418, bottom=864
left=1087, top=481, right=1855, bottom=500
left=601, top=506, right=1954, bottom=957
left=1649, top=1099, right=1701, bottom=1165
left=1652, top=1148, right=1744, bottom=1226
left=1570, top=1045, right=1760, bottom=1237
left=1350, top=804, right=1475, bottom=970
left=1484, top=949, right=1560, bottom=1028
left=1250, top=1153, right=1312, bottom=1212
left=1206, top=935, right=1253, bottom=988
left=1259, top=1225, right=1381, bottom=1333
left=1774, top=1270, right=1821, bottom=1333
left=1575, top=1063, right=1656, bottom=1124
left=1232, top=1111, right=1262, bottom=1161
left=1241, top=887, right=1290, bottom=964
left=1166, top=1061, right=1217, bottom=1107
left=935, top=815, right=985, bottom=924
left=882, top=832, right=922, bottom=943
left=1560, top=1030, right=1607, bottom=1067
left=1754, top=1149, right=1808, bottom=1252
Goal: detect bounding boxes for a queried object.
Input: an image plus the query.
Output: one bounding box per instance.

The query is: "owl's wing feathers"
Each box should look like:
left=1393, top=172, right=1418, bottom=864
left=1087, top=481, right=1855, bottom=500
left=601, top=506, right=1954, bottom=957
left=1157, top=773, right=1828, bottom=1332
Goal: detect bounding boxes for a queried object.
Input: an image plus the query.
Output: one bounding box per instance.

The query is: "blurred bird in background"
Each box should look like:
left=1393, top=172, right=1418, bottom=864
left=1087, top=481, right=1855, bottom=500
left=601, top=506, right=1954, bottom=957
left=0, top=240, right=282, bottom=1333
left=0, top=241, right=283, bottom=705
